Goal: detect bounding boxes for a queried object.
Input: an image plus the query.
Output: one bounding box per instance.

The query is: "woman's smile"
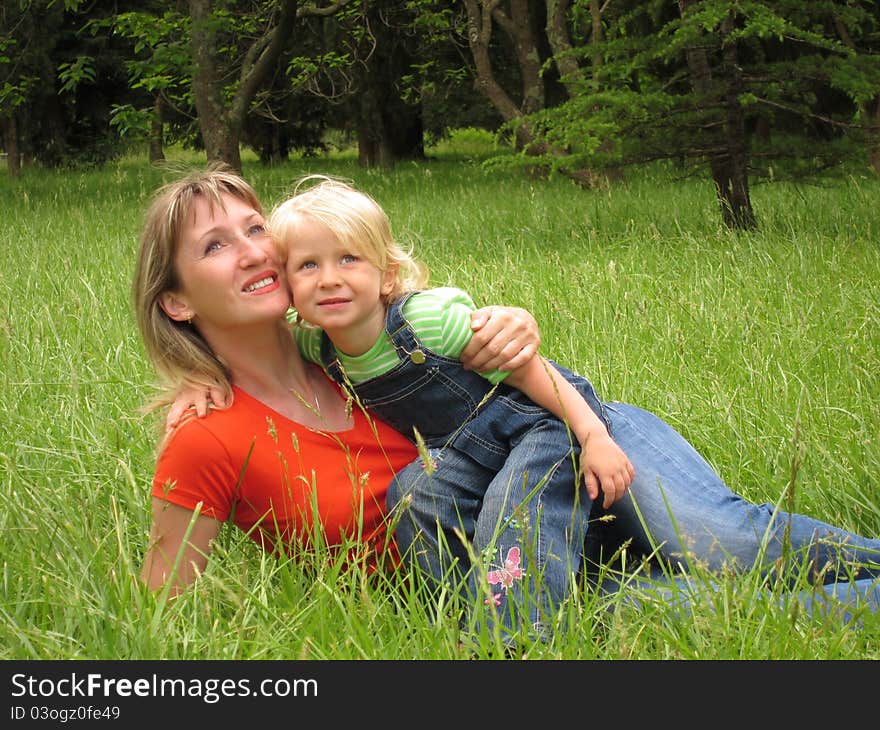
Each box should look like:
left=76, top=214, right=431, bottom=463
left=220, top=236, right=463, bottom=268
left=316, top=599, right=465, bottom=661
left=243, top=271, right=281, bottom=295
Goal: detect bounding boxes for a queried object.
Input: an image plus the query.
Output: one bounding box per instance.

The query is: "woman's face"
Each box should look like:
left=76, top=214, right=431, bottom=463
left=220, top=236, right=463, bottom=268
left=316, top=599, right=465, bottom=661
left=160, top=193, right=291, bottom=338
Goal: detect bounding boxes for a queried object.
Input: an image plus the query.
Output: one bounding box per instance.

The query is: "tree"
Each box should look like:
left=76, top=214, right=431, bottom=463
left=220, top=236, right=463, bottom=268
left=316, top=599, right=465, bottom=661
left=462, top=0, right=547, bottom=151
left=513, top=0, right=880, bottom=229
left=103, top=8, right=194, bottom=164
left=189, top=0, right=292, bottom=170
left=0, top=1, right=63, bottom=175
left=677, top=0, right=754, bottom=228
left=1, top=0, right=138, bottom=173
left=797, top=1, right=880, bottom=175
left=458, top=0, right=613, bottom=185
left=283, top=0, right=437, bottom=168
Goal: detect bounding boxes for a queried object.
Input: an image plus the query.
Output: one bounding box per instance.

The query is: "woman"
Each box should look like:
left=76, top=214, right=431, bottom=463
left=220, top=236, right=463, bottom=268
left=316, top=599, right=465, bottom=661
left=134, top=166, right=541, bottom=593
left=135, top=167, right=880, bottom=624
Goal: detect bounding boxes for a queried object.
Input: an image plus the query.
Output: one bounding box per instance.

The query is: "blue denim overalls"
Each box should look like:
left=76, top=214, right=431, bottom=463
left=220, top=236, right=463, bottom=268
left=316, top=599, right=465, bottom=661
left=319, top=292, right=611, bottom=640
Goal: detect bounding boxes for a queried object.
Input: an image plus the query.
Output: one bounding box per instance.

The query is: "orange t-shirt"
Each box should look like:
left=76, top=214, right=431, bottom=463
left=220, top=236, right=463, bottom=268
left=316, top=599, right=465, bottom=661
left=152, top=384, right=418, bottom=564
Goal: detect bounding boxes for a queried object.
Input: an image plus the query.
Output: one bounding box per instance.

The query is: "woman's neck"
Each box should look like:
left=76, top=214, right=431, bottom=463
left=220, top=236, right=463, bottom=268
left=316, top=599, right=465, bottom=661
left=204, top=319, right=296, bottom=386
left=206, top=319, right=352, bottom=431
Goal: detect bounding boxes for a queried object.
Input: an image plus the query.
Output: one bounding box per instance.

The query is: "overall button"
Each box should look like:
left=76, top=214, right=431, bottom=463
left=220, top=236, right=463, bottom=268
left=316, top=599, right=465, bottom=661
left=409, top=349, right=426, bottom=364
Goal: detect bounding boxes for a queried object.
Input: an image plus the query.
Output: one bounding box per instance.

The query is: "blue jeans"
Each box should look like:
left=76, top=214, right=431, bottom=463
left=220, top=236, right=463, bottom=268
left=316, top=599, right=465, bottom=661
left=389, top=417, right=590, bottom=639
left=388, top=401, right=880, bottom=627
left=587, top=403, right=880, bottom=582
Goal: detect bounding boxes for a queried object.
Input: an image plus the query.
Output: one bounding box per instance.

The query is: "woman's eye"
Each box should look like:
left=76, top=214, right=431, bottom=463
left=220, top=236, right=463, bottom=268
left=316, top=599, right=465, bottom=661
left=204, top=240, right=223, bottom=255
left=248, top=224, right=267, bottom=236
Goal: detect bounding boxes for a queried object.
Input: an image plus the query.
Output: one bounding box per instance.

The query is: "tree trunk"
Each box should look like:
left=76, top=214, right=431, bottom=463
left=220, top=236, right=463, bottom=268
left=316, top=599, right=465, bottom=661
left=189, top=0, right=241, bottom=170
left=3, top=114, right=21, bottom=178
left=718, top=16, right=755, bottom=229
left=502, top=0, right=544, bottom=116
left=678, top=1, right=756, bottom=230
left=545, top=0, right=583, bottom=97
left=355, top=82, right=390, bottom=168
left=352, top=1, right=425, bottom=169
left=590, top=0, right=603, bottom=85
left=866, top=96, right=880, bottom=176
left=188, top=0, right=300, bottom=171
left=463, top=0, right=534, bottom=150
left=832, top=14, right=880, bottom=175
left=149, top=95, right=165, bottom=164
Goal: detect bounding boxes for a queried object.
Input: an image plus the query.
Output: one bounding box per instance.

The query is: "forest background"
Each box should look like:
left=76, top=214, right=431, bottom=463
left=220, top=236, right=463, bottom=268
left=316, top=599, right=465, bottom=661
left=3, top=0, right=880, bottom=229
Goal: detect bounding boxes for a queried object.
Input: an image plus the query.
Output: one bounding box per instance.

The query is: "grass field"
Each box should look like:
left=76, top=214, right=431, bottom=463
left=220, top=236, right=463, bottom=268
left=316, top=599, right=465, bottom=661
left=1, top=145, right=879, bottom=659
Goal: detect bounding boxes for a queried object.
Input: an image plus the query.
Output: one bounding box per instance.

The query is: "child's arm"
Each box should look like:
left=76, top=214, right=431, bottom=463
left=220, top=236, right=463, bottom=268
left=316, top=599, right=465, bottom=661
left=165, top=383, right=229, bottom=432
left=504, top=357, right=634, bottom=508
left=163, top=304, right=544, bottom=431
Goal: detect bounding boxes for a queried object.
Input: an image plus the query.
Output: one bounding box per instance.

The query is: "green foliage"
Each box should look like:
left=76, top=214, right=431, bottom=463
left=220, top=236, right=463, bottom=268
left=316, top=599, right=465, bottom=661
left=501, top=1, right=879, bottom=185
left=428, top=126, right=502, bottom=159
left=109, top=103, right=153, bottom=139
left=98, top=9, right=196, bottom=146
left=57, top=54, right=96, bottom=93
left=2, top=0, right=877, bottom=185
left=286, top=51, right=353, bottom=91
left=0, top=1, right=142, bottom=166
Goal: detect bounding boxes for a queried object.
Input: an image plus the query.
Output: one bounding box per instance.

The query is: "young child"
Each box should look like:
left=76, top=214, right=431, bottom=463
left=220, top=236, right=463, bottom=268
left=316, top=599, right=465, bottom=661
left=269, top=175, right=634, bottom=639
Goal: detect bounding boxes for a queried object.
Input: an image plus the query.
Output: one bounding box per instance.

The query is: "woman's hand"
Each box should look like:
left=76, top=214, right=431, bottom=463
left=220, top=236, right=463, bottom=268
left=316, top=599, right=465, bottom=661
left=463, top=306, right=540, bottom=373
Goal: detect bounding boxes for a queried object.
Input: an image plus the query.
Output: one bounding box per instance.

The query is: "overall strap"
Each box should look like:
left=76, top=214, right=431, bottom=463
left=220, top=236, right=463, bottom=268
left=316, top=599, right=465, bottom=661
left=318, top=291, right=427, bottom=386
left=318, top=331, right=347, bottom=386
left=384, top=291, right=424, bottom=356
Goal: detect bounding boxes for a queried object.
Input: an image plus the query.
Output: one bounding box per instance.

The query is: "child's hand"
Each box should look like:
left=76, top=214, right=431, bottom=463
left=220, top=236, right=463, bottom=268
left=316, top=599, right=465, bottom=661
left=579, top=430, right=634, bottom=509
left=165, top=384, right=231, bottom=432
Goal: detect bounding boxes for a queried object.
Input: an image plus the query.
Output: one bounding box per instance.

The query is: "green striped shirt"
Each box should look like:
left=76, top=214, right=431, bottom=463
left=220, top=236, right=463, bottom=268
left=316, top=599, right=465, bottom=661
left=293, top=287, right=507, bottom=385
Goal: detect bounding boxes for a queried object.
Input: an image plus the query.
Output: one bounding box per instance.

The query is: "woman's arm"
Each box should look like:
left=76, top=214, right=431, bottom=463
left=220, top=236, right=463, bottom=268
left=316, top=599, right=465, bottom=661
left=141, top=498, right=222, bottom=596
left=462, top=305, right=540, bottom=373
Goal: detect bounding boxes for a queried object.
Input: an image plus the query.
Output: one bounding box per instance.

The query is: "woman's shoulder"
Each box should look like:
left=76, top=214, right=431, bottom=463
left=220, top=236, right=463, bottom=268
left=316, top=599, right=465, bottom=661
left=158, top=389, right=269, bottom=457
left=158, top=408, right=235, bottom=464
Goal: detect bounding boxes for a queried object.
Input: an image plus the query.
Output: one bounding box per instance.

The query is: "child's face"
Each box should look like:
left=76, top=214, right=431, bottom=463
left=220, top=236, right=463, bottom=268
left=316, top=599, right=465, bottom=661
left=285, top=216, right=397, bottom=339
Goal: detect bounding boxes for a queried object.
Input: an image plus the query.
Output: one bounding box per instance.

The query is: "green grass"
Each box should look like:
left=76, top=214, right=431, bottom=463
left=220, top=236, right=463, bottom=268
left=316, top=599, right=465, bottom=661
left=1, top=147, right=878, bottom=659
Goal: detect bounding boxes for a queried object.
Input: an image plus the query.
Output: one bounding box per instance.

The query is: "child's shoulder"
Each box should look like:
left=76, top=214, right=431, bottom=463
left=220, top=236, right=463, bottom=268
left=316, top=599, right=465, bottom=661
left=409, top=286, right=476, bottom=309
left=291, top=323, right=323, bottom=363
left=404, top=288, right=479, bottom=341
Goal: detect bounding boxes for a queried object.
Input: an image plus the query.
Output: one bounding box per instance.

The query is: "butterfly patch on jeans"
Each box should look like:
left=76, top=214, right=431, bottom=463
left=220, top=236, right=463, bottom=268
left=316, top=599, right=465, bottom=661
left=485, top=546, right=524, bottom=606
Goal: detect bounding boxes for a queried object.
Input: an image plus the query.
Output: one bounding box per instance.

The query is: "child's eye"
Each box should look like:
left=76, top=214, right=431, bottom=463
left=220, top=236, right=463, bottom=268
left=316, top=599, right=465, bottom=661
left=341, top=254, right=359, bottom=264
left=300, top=261, right=318, bottom=270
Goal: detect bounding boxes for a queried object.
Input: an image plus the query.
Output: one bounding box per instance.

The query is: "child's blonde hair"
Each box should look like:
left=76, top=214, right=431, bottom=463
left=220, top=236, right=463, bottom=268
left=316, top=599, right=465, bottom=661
left=269, top=175, right=429, bottom=302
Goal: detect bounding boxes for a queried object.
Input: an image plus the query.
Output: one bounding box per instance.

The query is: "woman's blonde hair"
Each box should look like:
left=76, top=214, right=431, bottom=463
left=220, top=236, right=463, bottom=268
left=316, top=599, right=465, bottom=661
left=132, top=164, right=264, bottom=413
left=269, top=175, right=429, bottom=302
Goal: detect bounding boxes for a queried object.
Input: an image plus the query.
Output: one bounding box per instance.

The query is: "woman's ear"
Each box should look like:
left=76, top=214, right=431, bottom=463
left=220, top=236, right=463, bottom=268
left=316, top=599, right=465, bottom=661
left=159, top=292, right=194, bottom=323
